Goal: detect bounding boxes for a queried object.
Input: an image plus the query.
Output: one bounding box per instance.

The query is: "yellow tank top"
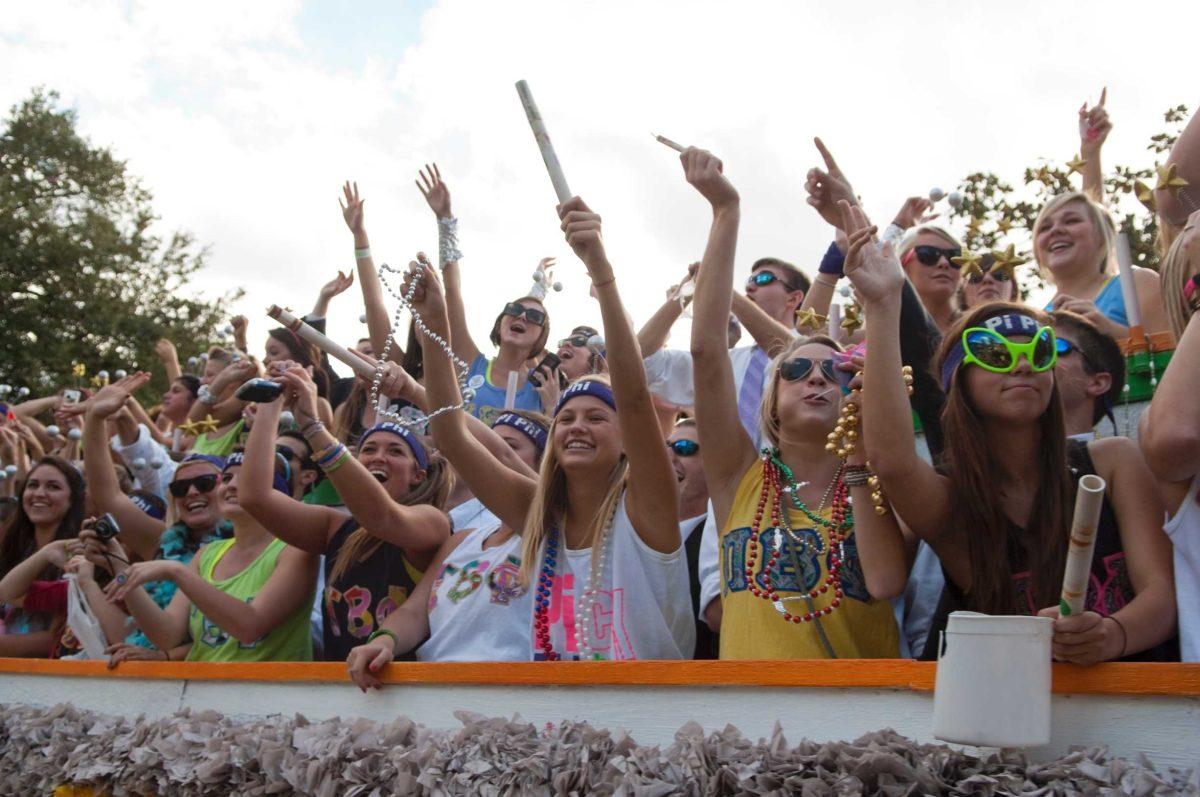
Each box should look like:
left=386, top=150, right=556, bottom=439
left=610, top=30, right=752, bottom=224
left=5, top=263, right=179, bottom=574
left=718, top=462, right=899, bottom=660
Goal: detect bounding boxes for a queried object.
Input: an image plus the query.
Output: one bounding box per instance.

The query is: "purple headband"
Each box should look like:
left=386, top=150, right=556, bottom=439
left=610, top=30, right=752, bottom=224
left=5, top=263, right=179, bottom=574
left=554, top=379, right=616, bottom=416
left=223, top=451, right=291, bottom=495
left=360, top=422, right=429, bottom=471
left=181, top=453, right=227, bottom=472
left=492, top=412, right=549, bottom=452
left=940, top=312, right=1042, bottom=391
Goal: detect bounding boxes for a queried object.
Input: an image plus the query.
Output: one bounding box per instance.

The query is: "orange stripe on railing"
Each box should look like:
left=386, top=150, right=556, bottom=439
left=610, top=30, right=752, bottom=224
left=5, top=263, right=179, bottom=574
left=0, top=659, right=1197, bottom=696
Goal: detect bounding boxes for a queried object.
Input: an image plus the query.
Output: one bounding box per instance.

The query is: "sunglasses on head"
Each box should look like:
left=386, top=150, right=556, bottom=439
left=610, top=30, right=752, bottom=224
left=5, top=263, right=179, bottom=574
left=168, top=473, right=219, bottom=498
left=966, top=267, right=1011, bottom=285
left=747, top=271, right=799, bottom=291
left=907, top=245, right=963, bottom=268
left=962, top=326, right=1057, bottom=374
left=779, top=357, right=837, bottom=383
left=558, top=335, right=591, bottom=349
left=667, top=439, right=700, bottom=457
left=502, top=302, right=546, bottom=326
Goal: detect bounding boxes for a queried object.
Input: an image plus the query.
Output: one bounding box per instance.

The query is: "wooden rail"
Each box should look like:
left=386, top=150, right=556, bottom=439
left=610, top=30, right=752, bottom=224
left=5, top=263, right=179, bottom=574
left=1, top=659, right=1197, bottom=696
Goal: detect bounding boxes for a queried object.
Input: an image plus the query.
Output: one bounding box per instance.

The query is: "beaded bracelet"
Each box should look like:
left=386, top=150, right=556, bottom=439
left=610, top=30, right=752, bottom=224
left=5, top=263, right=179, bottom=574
left=367, top=628, right=399, bottom=650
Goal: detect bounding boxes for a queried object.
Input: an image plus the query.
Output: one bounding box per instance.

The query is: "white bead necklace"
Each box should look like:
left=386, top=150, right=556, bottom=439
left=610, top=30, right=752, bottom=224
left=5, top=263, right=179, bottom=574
left=572, top=500, right=619, bottom=660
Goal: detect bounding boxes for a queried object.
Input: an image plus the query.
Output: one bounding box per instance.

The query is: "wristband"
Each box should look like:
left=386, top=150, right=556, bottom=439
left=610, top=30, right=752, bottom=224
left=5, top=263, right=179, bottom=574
left=299, top=419, right=324, bottom=438
left=438, top=217, right=463, bottom=266
left=354, top=247, right=372, bottom=260
left=367, top=628, right=399, bottom=651
left=818, top=241, right=845, bottom=277
left=197, top=385, right=218, bottom=406
left=323, top=449, right=352, bottom=473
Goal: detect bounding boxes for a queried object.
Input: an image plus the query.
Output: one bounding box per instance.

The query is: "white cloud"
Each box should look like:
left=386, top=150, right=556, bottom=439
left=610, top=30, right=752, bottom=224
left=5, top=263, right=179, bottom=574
left=2, top=0, right=1198, bottom=370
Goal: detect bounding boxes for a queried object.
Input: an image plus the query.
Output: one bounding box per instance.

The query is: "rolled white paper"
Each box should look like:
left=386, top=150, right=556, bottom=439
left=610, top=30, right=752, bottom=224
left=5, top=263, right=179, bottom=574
left=266, top=305, right=374, bottom=379
left=1059, top=473, right=1106, bottom=616
left=515, top=80, right=572, bottom=204
left=1114, top=233, right=1144, bottom=332
left=504, top=370, right=519, bottom=411
left=654, top=133, right=685, bottom=153
left=828, top=303, right=842, bottom=343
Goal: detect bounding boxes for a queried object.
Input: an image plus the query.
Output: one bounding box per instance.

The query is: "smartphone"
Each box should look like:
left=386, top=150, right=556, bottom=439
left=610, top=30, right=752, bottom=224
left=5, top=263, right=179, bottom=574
left=528, top=352, right=561, bottom=388
left=61, top=389, right=82, bottom=405
left=235, top=378, right=285, bottom=403
left=831, top=343, right=866, bottom=391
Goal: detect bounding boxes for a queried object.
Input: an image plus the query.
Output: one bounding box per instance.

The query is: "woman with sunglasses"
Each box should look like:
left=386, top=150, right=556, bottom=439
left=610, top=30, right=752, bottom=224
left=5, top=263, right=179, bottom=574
left=80, top=374, right=237, bottom=651
left=1141, top=211, right=1200, bottom=661
left=105, top=449, right=318, bottom=662
left=960, top=253, right=1019, bottom=310
left=416, top=165, right=549, bottom=425
left=686, top=149, right=909, bottom=660
left=843, top=201, right=1176, bottom=665
left=896, top=226, right=965, bottom=334
left=556, top=326, right=606, bottom=382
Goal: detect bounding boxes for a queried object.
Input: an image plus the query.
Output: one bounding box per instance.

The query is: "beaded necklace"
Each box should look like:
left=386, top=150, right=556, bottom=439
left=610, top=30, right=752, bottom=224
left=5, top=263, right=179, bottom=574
left=747, top=449, right=854, bottom=624
left=533, top=499, right=619, bottom=661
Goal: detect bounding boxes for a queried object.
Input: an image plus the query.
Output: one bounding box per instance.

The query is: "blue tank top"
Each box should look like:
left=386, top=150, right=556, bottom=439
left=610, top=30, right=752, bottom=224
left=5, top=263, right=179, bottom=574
left=1045, top=276, right=1127, bottom=327
left=464, top=354, right=542, bottom=425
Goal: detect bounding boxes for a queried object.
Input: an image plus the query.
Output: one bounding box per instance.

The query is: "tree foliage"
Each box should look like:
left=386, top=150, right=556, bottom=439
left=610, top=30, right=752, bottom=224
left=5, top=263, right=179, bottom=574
left=946, top=104, right=1189, bottom=299
left=0, top=88, right=240, bottom=398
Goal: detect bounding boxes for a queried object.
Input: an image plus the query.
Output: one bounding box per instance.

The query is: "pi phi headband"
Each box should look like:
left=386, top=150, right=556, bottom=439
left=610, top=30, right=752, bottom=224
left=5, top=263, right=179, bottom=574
left=182, top=453, right=226, bottom=472
left=940, top=312, right=1041, bottom=391
left=360, top=422, right=429, bottom=471
left=493, top=412, right=549, bottom=452
left=554, top=379, right=616, bottom=416
left=222, top=451, right=291, bottom=495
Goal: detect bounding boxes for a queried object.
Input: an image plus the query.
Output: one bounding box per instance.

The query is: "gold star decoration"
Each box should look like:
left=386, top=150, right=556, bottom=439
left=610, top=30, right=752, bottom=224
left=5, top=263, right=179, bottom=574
left=1065, top=154, right=1088, bottom=175
left=1155, top=163, right=1190, bottom=197
left=840, top=303, right=863, bottom=332
left=1134, top=180, right=1157, bottom=213
left=988, top=259, right=1018, bottom=283
left=90, top=374, right=108, bottom=388
left=991, top=243, right=1029, bottom=269
left=72, top=363, right=86, bottom=378
left=795, top=308, right=827, bottom=330
left=966, top=216, right=984, bottom=236
left=995, top=217, right=1014, bottom=235
left=1034, top=166, right=1054, bottom=186
left=951, top=250, right=984, bottom=280
left=194, top=414, right=220, bottom=436
left=177, top=418, right=201, bottom=438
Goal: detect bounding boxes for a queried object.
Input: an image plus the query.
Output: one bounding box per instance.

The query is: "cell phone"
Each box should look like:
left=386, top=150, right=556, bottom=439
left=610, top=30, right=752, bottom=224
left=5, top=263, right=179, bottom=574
left=61, top=389, right=82, bottom=405
left=528, top=353, right=561, bottom=388
left=831, top=344, right=866, bottom=391
left=235, top=378, right=285, bottom=403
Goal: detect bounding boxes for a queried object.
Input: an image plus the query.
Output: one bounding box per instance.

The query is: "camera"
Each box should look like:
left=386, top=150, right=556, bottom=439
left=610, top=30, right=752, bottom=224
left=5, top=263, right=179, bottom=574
left=92, top=513, right=121, bottom=541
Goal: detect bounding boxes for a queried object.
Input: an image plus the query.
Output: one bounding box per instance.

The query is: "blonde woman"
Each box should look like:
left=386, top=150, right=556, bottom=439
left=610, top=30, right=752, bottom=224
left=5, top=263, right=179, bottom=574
left=1035, top=191, right=1167, bottom=338
left=896, top=225, right=966, bottom=334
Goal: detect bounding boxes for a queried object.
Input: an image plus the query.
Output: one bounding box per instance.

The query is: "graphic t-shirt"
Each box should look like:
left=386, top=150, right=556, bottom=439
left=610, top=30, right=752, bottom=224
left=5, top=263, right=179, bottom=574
left=532, top=490, right=694, bottom=661
left=321, top=519, right=422, bottom=662
left=718, top=462, right=900, bottom=660
left=418, top=519, right=531, bottom=661
left=463, top=354, right=542, bottom=425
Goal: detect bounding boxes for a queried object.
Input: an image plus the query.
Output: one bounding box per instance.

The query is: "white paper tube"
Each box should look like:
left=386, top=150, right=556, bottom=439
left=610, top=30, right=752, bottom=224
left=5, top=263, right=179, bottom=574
left=267, top=305, right=374, bottom=379
left=515, top=80, right=572, bottom=204
left=828, top=304, right=842, bottom=343
left=504, top=370, right=519, bottom=410
left=1059, top=473, right=1106, bottom=616
left=1114, top=233, right=1143, bottom=332
left=654, top=133, right=685, bottom=152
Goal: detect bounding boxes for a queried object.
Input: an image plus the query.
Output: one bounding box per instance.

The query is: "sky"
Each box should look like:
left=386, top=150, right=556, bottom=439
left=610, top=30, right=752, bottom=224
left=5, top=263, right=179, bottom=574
left=2, top=0, right=1198, bottom=375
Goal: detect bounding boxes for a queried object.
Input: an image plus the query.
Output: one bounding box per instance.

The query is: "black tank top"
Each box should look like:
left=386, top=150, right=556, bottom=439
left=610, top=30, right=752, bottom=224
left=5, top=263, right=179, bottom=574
left=921, top=439, right=1178, bottom=662
left=321, top=519, right=421, bottom=662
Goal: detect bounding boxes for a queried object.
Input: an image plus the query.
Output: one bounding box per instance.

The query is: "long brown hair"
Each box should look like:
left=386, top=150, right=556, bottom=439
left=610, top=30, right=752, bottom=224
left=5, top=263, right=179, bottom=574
left=0, top=457, right=85, bottom=579
left=935, top=302, right=1072, bottom=614
left=327, top=439, right=453, bottom=584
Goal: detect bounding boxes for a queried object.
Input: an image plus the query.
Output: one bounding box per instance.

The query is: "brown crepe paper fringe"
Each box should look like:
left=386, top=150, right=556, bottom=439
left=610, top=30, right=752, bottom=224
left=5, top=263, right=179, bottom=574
left=0, top=704, right=1195, bottom=795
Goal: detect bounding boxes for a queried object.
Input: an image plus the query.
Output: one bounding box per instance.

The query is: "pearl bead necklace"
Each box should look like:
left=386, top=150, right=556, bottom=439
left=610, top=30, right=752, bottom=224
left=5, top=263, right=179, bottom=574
left=573, top=502, right=617, bottom=660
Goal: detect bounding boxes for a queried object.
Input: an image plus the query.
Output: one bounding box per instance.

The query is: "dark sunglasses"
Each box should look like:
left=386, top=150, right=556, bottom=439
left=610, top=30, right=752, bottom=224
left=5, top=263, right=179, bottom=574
left=779, top=357, right=837, bottom=383
left=747, top=271, right=799, bottom=291
left=966, top=268, right=1011, bottom=285
left=910, top=245, right=963, bottom=268
left=503, top=302, right=546, bottom=326
left=667, top=439, right=700, bottom=457
left=168, top=473, right=219, bottom=498
left=558, top=335, right=591, bottom=349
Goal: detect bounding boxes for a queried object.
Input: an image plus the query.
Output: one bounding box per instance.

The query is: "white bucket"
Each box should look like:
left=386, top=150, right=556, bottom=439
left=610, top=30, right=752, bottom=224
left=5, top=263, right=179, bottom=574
left=932, top=611, right=1054, bottom=748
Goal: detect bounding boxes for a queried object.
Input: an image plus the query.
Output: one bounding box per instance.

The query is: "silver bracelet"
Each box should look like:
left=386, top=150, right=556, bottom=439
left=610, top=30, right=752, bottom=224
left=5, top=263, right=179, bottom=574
left=438, top=217, right=463, bottom=266
left=197, top=385, right=217, bottom=405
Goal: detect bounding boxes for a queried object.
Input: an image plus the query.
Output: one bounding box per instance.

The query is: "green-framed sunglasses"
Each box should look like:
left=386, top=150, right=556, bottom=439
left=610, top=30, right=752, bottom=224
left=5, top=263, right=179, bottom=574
left=961, top=325, right=1058, bottom=375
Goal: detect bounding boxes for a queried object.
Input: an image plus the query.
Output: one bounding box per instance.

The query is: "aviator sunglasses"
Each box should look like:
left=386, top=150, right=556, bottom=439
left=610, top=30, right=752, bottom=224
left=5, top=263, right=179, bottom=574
left=168, top=473, right=219, bottom=498
left=502, top=302, right=547, bottom=325
left=746, top=271, right=800, bottom=291
left=778, top=357, right=837, bottom=383
left=667, top=439, right=700, bottom=457
left=961, top=326, right=1058, bottom=374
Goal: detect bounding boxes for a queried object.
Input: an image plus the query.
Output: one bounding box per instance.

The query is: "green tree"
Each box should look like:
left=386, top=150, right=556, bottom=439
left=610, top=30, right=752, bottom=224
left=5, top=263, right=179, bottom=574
left=946, top=104, right=1189, bottom=299
left=0, top=88, right=241, bottom=399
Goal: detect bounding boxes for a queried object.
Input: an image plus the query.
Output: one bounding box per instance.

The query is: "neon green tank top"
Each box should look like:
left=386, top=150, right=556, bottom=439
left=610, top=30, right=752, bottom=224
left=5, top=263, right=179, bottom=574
left=186, top=537, right=313, bottom=662
left=191, top=419, right=245, bottom=458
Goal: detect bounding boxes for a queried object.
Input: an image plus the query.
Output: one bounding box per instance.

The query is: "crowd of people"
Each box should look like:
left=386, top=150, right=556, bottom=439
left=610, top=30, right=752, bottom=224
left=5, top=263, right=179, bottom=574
left=1, top=93, right=1198, bottom=685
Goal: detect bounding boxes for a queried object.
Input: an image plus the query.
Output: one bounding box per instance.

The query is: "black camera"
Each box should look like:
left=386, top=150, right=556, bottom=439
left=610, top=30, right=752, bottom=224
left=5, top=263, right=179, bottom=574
left=92, top=513, right=121, bottom=541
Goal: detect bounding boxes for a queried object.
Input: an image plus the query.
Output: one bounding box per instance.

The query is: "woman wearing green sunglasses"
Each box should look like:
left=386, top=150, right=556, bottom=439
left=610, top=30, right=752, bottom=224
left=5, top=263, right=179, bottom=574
left=843, top=201, right=1176, bottom=665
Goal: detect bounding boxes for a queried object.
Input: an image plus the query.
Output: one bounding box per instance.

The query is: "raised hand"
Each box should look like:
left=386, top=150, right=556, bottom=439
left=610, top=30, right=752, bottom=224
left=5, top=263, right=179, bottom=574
left=76, top=372, right=152, bottom=419
left=401, top=255, right=448, bottom=325
left=416, top=163, right=452, bottom=220
left=154, top=338, right=177, bottom=363
left=805, top=138, right=858, bottom=231
left=680, top=148, right=739, bottom=210
left=318, top=270, right=355, bottom=303
left=276, top=365, right=321, bottom=424
left=891, top=196, right=938, bottom=231
left=558, top=197, right=610, bottom=276
left=1079, top=88, right=1111, bottom=153
left=840, top=201, right=904, bottom=307
left=339, top=181, right=366, bottom=236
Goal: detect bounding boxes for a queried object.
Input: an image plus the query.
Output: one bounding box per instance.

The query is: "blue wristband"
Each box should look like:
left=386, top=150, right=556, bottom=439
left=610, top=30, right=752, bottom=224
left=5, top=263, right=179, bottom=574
left=818, top=241, right=845, bottom=277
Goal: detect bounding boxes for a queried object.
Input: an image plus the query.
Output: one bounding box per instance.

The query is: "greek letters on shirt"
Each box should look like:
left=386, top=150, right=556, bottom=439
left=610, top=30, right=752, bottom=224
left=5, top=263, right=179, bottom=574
left=1012, top=551, right=1132, bottom=616
left=323, top=584, right=410, bottom=640
left=720, top=525, right=871, bottom=602
left=428, top=554, right=525, bottom=611
left=191, top=597, right=263, bottom=650
left=531, top=572, right=633, bottom=661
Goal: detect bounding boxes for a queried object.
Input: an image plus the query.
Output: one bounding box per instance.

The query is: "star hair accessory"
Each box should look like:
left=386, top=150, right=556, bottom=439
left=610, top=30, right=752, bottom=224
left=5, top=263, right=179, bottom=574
left=795, top=308, right=827, bottom=330
left=840, top=303, right=863, bottom=332
left=372, top=254, right=472, bottom=427
left=950, top=250, right=984, bottom=280
left=1133, top=180, right=1157, bottom=213
left=1156, top=163, right=1189, bottom=197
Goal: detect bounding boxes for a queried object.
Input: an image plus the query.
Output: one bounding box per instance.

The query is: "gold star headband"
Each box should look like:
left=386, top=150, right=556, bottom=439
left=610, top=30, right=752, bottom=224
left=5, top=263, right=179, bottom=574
left=795, top=308, right=827, bottom=330
left=1156, top=163, right=1189, bottom=197
left=840, top=303, right=863, bottom=332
